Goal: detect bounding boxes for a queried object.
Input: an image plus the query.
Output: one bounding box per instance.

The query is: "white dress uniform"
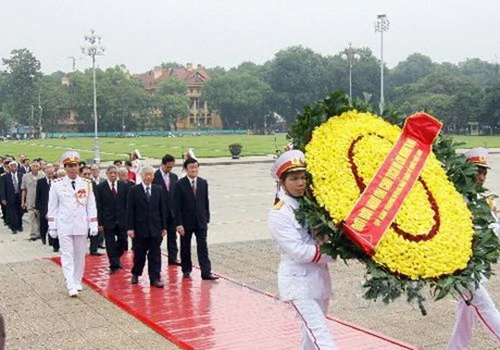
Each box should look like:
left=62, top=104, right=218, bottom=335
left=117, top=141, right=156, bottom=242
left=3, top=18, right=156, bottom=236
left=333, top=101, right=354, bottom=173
left=47, top=151, right=98, bottom=296
left=447, top=148, right=500, bottom=349
left=268, top=150, right=337, bottom=350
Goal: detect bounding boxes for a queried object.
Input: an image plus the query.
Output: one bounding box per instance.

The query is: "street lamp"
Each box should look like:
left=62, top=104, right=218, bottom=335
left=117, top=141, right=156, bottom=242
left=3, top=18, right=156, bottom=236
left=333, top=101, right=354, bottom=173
left=81, top=29, right=105, bottom=164
left=38, top=89, right=43, bottom=138
left=341, top=43, right=361, bottom=104
left=375, top=14, right=389, bottom=115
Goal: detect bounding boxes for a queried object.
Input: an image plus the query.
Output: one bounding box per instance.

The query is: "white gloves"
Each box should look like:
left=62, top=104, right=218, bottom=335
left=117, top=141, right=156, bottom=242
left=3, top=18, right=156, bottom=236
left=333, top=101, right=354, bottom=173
left=89, top=229, right=98, bottom=237
left=488, top=222, right=500, bottom=236
left=48, top=229, right=58, bottom=238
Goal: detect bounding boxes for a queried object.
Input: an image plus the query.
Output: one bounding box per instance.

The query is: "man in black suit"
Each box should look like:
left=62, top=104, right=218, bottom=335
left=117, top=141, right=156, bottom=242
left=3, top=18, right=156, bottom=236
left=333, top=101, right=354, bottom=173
left=0, top=160, right=9, bottom=227
left=80, top=166, right=103, bottom=256
left=174, top=158, right=218, bottom=280
left=127, top=166, right=169, bottom=288
left=96, top=166, right=128, bottom=274
left=35, top=163, right=59, bottom=251
left=153, top=154, right=180, bottom=265
left=0, top=162, right=24, bottom=234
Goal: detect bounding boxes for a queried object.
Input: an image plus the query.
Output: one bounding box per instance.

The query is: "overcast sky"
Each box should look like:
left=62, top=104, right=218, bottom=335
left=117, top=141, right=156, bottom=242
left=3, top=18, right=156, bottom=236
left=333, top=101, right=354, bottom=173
left=1, top=0, right=499, bottom=74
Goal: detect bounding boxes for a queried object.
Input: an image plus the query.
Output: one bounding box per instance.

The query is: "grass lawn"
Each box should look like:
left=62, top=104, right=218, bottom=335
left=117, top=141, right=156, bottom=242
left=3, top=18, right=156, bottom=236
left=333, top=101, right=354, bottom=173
left=450, top=135, right=500, bottom=148
left=2, top=134, right=499, bottom=163
left=0, top=134, right=289, bottom=162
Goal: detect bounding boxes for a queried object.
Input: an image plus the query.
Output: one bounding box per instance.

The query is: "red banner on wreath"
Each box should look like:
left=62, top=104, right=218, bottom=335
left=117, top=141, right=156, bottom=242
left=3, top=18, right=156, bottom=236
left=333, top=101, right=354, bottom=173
left=342, top=113, right=443, bottom=255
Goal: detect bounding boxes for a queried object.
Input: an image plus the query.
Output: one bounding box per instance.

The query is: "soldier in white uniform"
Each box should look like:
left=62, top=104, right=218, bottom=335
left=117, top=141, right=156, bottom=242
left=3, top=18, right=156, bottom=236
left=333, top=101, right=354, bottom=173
left=447, top=147, right=500, bottom=349
left=47, top=151, right=98, bottom=297
left=268, top=150, right=337, bottom=350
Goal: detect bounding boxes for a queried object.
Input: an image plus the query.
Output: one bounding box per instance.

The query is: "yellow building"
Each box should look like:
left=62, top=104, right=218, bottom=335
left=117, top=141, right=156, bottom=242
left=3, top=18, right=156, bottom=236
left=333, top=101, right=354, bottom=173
left=136, top=64, right=223, bottom=130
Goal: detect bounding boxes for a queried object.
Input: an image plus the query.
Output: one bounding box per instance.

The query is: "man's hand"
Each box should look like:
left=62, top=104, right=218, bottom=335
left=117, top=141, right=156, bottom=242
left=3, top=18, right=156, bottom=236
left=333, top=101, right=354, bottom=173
left=127, top=230, right=135, bottom=239
left=21, top=202, right=26, bottom=210
left=1, top=200, right=6, bottom=206
left=176, top=225, right=185, bottom=236
left=98, top=226, right=104, bottom=233
left=48, top=229, right=58, bottom=239
left=89, top=229, right=98, bottom=236
left=161, top=229, right=167, bottom=237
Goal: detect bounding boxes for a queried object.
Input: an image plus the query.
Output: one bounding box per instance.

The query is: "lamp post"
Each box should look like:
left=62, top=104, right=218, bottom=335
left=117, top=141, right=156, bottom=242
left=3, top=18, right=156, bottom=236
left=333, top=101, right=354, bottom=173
left=375, top=14, right=389, bottom=115
left=38, top=89, right=43, bottom=138
left=341, top=43, right=361, bottom=104
left=81, top=29, right=105, bottom=164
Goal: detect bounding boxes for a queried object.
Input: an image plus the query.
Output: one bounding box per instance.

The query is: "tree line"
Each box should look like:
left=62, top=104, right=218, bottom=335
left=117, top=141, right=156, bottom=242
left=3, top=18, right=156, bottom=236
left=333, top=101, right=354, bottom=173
left=0, top=46, right=499, bottom=135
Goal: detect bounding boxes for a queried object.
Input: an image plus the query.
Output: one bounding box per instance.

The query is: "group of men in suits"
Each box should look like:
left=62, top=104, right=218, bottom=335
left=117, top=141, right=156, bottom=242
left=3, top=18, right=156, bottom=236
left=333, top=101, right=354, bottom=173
left=126, top=154, right=219, bottom=288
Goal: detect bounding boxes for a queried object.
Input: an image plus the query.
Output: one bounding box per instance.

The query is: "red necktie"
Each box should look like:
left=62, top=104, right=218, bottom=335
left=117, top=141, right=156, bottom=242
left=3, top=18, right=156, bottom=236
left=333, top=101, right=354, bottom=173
left=111, top=182, right=117, bottom=197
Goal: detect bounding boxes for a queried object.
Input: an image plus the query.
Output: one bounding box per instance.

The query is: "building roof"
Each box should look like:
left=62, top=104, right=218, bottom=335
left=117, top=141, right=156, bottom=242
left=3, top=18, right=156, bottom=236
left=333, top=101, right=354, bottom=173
left=136, top=64, right=210, bottom=91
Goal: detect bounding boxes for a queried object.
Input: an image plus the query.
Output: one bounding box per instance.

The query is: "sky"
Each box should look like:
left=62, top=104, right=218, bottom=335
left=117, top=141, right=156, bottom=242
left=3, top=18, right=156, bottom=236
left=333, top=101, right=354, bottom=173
left=0, top=0, right=499, bottom=74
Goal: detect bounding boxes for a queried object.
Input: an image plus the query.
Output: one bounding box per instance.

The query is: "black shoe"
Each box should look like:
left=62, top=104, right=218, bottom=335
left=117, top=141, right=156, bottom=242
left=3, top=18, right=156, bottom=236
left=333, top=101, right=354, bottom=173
left=41, top=237, right=46, bottom=245
left=183, top=272, right=191, bottom=278
left=29, top=237, right=39, bottom=241
left=150, top=280, right=164, bottom=288
left=131, top=275, right=139, bottom=284
left=168, top=260, right=182, bottom=266
left=201, top=274, right=219, bottom=281
left=53, top=247, right=59, bottom=252
left=11, top=230, right=17, bottom=234
left=89, top=252, right=103, bottom=256
left=109, top=268, right=119, bottom=275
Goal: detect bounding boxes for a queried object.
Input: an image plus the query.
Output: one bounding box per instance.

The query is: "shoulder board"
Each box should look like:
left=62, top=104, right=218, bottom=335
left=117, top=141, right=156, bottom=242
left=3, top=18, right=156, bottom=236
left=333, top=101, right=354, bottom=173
left=273, top=200, right=284, bottom=210
left=53, top=178, right=63, bottom=183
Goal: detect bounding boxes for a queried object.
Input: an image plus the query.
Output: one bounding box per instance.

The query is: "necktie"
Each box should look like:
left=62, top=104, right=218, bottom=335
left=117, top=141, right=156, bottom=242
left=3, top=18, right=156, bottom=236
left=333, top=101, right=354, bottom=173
left=71, top=181, right=76, bottom=190
left=48, top=179, right=51, bottom=187
left=111, top=182, right=117, bottom=197
left=12, top=174, right=18, bottom=193
left=164, top=173, right=170, bottom=191
left=191, top=179, right=197, bottom=195
left=146, top=186, right=151, bottom=199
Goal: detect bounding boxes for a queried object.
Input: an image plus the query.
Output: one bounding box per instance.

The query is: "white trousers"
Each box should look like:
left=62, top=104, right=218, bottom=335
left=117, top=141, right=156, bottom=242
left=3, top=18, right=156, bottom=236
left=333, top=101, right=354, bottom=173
left=59, top=235, right=87, bottom=291
left=291, top=298, right=337, bottom=350
left=27, top=208, right=39, bottom=238
left=447, top=283, right=500, bottom=349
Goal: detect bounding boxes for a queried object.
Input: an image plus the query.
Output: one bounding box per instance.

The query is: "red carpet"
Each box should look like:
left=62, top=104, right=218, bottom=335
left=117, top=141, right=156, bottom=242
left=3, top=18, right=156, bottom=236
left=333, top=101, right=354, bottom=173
left=50, top=252, right=418, bottom=349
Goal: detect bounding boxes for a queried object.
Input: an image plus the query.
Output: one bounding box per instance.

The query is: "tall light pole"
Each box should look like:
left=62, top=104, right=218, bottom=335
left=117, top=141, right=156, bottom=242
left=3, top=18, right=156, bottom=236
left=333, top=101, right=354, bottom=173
left=341, top=43, right=361, bottom=104
left=375, top=14, right=389, bottom=115
left=38, top=89, right=43, bottom=138
left=81, top=29, right=105, bottom=164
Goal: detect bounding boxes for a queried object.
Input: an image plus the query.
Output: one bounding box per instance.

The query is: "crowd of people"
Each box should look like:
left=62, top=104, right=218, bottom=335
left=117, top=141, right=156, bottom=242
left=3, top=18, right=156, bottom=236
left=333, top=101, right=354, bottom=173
left=0, top=149, right=219, bottom=298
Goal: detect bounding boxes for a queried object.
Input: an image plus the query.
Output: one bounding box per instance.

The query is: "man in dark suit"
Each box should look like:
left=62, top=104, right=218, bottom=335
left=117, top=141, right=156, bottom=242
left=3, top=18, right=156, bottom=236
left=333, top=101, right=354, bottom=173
left=174, top=158, right=218, bottom=280
left=96, top=165, right=129, bottom=274
left=35, top=163, right=59, bottom=251
left=81, top=166, right=103, bottom=256
left=0, top=162, right=24, bottom=234
left=0, top=160, right=9, bottom=227
left=127, top=166, right=169, bottom=288
left=153, top=154, right=180, bottom=265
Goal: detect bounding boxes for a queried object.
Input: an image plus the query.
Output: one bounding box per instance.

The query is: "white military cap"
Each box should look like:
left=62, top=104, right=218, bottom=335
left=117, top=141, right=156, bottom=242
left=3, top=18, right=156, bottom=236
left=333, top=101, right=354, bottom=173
left=132, top=149, right=142, bottom=159
left=464, top=147, right=490, bottom=168
left=271, top=150, right=306, bottom=180
left=60, top=151, right=80, bottom=165
left=184, top=148, right=197, bottom=160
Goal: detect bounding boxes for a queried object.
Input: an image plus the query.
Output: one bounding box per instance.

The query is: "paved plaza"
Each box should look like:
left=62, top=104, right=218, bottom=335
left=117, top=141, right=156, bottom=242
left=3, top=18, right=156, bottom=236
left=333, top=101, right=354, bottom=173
left=0, top=155, right=499, bottom=349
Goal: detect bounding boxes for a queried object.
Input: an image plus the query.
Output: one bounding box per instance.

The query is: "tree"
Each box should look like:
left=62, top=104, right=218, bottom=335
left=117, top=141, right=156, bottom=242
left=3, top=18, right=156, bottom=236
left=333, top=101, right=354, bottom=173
left=153, top=78, right=189, bottom=130
left=388, top=53, right=435, bottom=89
left=2, top=49, right=42, bottom=125
left=481, top=81, right=500, bottom=127
left=203, top=72, right=271, bottom=130
left=264, top=46, right=330, bottom=123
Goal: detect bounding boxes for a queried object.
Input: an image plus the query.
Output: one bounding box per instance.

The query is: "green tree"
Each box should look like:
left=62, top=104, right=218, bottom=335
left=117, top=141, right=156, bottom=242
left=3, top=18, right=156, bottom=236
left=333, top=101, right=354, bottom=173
left=203, top=72, right=271, bottom=130
left=153, top=78, right=189, bottom=130
left=481, top=81, right=500, bottom=127
left=1, top=48, right=42, bottom=125
left=264, top=46, right=330, bottom=123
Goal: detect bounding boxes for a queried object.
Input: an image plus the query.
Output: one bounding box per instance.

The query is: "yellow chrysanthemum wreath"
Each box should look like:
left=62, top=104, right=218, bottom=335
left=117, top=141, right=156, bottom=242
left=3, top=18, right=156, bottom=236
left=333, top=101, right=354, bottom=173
left=288, top=91, right=499, bottom=312
left=306, top=110, right=474, bottom=279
